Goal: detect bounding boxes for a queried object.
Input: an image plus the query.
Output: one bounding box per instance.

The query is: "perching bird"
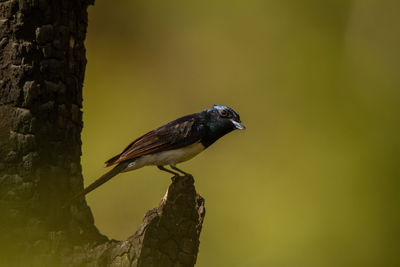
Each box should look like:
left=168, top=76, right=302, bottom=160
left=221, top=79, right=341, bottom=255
left=68, top=104, right=245, bottom=204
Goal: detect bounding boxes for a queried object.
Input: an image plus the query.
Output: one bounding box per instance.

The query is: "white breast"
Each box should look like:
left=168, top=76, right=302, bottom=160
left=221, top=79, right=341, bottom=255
left=123, top=142, right=205, bottom=172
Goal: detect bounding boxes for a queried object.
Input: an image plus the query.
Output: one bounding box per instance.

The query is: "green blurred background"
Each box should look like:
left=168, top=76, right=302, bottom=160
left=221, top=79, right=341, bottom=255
left=82, top=1, right=400, bottom=266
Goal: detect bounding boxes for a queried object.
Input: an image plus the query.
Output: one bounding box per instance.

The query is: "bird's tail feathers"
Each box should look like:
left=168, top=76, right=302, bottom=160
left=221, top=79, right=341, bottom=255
left=63, top=162, right=128, bottom=208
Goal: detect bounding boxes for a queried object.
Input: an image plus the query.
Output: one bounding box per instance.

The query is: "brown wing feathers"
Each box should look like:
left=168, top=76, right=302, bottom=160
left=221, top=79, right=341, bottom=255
left=104, top=154, right=120, bottom=167
left=104, top=117, right=200, bottom=167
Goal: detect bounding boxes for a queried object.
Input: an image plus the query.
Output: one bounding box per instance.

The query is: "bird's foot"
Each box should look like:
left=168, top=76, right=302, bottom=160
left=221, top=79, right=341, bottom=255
left=170, top=165, right=191, bottom=176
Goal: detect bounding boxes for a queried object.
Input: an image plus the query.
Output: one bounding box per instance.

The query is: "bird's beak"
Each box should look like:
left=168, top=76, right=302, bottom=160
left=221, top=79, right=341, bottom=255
left=231, top=120, right=246, bottom=130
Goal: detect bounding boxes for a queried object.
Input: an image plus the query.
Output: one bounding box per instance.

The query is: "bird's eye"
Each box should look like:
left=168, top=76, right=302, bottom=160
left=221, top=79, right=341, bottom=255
left=220, top=109, right=231, bottom=118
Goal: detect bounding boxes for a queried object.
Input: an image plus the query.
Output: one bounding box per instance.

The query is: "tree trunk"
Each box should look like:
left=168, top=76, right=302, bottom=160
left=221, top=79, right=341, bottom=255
left=0, top=1, right=205, bottom=266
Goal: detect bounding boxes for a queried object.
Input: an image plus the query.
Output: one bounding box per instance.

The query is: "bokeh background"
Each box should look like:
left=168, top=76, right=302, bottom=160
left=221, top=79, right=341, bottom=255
left=82, top=1, right=400, bottom=266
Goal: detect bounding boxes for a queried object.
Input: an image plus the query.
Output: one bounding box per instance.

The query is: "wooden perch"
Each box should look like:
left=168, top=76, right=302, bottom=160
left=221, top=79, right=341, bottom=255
left=64, top=175, right=205, bottom=267
left=70, top=175, right=205, bottom=267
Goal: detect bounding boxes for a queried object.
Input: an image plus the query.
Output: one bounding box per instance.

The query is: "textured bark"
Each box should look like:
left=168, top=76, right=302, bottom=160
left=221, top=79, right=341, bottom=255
left=68, top=175, right=205, bottom=267
left=0, top=0, right=205, bottom=266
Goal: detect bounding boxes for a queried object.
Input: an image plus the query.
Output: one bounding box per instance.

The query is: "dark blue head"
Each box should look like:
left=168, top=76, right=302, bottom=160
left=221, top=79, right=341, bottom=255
left=202, top=105, right=245, bottom=147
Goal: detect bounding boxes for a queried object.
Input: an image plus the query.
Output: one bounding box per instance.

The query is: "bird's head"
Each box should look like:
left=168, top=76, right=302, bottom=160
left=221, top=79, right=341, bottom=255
left=206, top=104, right=245, bottom=134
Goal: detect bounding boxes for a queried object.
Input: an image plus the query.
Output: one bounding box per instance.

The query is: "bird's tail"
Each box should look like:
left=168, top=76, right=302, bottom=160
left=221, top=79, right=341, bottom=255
left=63, top=162, right=128, bottom=208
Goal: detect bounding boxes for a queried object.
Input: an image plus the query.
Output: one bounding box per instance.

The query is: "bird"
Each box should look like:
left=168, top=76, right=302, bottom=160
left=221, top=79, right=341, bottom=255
left=67, top=104, right=245, bottom=204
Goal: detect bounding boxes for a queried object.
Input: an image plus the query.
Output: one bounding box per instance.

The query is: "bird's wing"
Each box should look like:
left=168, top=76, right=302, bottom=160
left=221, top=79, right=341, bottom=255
left=104, top=115, right=204, bottom=167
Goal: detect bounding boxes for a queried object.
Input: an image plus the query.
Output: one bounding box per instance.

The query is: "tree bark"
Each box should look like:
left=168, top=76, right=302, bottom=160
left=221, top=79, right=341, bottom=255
left=0, top=1, right=205, bottom=266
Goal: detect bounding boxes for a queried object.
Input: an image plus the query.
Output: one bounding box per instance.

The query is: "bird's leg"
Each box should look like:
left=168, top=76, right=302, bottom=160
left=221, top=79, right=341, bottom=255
left=170, top=165, right=191, bottom=176
left=158, top=165, right=179, bottom=176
